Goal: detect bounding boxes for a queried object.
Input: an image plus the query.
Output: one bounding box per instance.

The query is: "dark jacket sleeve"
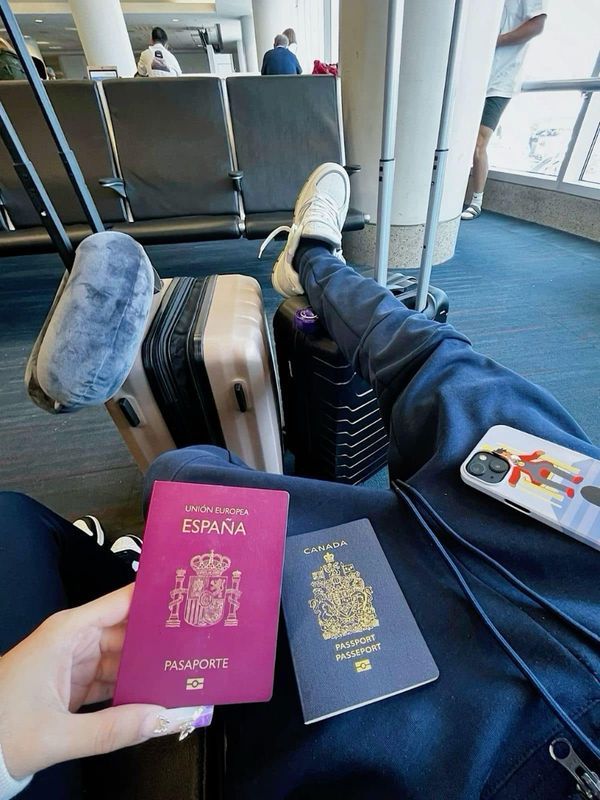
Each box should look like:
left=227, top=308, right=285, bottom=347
left=297, top=249, right=596, bottom=484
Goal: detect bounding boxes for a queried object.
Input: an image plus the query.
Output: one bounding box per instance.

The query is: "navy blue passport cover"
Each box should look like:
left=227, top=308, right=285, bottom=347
left=282, top=519, right=439, bottom=724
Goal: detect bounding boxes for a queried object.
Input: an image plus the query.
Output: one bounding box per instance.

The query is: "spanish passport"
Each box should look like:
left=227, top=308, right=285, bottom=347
left=282, top=519, right=438, bottom=723
left=114, top=480, right=289, bottom=707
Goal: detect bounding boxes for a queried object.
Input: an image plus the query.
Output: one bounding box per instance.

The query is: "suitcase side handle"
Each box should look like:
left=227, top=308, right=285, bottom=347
left=234, top=382, right=248, bottom=413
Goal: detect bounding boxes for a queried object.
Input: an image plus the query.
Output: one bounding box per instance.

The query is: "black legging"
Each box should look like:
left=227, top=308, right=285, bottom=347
left=0, top=491, right=132, bottom=799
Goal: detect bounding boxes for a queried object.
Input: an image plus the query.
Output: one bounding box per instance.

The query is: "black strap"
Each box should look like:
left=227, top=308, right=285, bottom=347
left=392, top=479, right=600, bottom=761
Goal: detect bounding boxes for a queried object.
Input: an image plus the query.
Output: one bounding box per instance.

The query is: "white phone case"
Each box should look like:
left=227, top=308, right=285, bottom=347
left=460, top=424, right=600, bottom=551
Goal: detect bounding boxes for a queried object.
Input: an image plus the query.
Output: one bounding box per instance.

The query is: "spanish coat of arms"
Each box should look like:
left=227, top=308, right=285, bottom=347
left=166, top=550, right=242, bottom=628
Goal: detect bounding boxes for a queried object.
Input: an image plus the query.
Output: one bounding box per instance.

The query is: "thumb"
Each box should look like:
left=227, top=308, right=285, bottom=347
left=61, top=704, right=167, bottom=762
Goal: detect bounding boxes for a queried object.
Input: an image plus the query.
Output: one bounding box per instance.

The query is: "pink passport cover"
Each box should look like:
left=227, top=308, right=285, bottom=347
left=114, top=481, right=289, bottom=707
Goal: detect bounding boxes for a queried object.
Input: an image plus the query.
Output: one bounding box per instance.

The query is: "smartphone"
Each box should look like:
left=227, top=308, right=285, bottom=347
left=460, top=424, right=600, bottom=551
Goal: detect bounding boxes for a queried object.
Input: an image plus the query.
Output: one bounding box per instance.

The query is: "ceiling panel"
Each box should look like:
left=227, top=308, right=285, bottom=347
left=4, top=0, right=249, bottom=55
left=2, top=11, right=241, bottom=54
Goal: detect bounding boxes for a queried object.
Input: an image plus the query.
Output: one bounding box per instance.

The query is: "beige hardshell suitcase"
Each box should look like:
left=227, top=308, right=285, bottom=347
left=106, top=274, right=283, bottom=474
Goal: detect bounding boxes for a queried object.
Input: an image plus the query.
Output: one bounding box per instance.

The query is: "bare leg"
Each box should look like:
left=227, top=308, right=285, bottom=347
left=472, top=124, right=494, bottom=193
left=462, top=125, right=494, bottom=220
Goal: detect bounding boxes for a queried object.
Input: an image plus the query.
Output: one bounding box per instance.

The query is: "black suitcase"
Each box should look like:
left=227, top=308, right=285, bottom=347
left=274, top=277, right=448, bottom=484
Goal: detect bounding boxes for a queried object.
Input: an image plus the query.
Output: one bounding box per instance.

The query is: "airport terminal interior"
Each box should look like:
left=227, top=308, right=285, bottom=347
left=0, top=1, right=599, bottom=799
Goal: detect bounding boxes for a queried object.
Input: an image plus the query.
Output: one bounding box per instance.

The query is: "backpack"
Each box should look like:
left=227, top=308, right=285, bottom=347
left=0, top=49, right=26, bottom=80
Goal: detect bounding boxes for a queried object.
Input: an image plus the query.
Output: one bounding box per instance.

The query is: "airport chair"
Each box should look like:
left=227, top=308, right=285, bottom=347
left=101, top=76, right=242, bottom=244
left=225, top=74, right=367, bottom=239
left=0, top=80, right=126, bottom=254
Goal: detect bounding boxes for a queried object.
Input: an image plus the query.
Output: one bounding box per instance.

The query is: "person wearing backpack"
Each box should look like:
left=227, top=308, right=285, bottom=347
left=137, top=27, right=182, bottom=78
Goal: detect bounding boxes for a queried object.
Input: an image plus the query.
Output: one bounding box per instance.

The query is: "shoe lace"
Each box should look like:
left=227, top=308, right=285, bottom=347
left=258, top=224, right=290, bottom=259
left=258, top=193, right=341, bottom=259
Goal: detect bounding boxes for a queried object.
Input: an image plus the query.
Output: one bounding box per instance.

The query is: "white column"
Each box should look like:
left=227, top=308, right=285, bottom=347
left=330, top=0, right=340, bottom=64
left=240, top=14, right=259, bottom=72
left=236, top=39, right=247, bottom=72
left=324, top=0, right=332, bottom=63
left=251, top=0, right=325, bottom=75
left=323, top=0, right=340, bottom=64
left=68, top=0, right=136, bottom=78
left=251, top=0, right=286, bottom=71
left=340, top=0, right=504, bottom=267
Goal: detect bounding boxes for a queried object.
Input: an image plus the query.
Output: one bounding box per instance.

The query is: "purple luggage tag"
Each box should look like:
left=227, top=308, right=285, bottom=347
left=294, top=306, right=322, bottom=335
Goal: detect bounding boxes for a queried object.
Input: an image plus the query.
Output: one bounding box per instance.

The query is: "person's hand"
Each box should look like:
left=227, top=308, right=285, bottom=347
left=0, top=585, right=181, bottom=780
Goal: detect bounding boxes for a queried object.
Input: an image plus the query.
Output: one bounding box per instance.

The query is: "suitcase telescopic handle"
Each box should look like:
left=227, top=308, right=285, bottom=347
left=0, top=0, right=163, bottom=293
left=0, top=102, right=75, bottom=270
left=0, top=0, right=104, bottom=235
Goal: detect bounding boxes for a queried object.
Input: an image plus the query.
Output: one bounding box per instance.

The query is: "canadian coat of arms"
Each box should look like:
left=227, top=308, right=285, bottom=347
left=165, top=550, right=242, bottom=628
left=308, top=552, right=379, bottom=640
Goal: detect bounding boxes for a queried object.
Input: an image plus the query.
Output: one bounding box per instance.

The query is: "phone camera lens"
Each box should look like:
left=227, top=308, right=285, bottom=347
left=490, top=458, right=508, bottom=474
left=468, top=461, right=486, bottom=476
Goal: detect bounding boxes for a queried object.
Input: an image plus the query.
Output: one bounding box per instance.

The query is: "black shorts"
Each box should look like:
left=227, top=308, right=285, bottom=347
left=481, top=96, right=510, bottom=131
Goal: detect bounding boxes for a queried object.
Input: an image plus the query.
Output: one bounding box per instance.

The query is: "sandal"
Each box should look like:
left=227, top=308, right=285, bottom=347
left=461, top=204, right=481, bottom=221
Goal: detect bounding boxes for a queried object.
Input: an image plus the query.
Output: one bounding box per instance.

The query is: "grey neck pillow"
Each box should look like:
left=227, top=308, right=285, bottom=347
left=26, top=231, right=155, bottom=413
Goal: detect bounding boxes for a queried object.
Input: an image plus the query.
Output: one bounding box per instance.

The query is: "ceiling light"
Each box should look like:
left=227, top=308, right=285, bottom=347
left=172, top=18, right=180, bottom=22
left=37, top=41, right=50, bottom=45
left=49, top=45, right=62, bottom=50
left=24, top=35, right=30, bottom=39
left=34, top=19, right=43, bottom=23
left=65, top=27, right=77, bottom=31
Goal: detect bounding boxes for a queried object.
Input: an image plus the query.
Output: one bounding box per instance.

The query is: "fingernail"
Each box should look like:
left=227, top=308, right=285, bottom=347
left=150, top=706, right=214, bottom=739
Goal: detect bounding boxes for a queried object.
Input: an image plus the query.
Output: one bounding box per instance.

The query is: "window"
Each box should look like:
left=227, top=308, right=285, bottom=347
left=490, top=91, right=583, bottom=177
left=519, top=0, right=600, bottom=83
left=487, top=0, right=600, bottom=198
left=581, top=125, right=600, bottom=184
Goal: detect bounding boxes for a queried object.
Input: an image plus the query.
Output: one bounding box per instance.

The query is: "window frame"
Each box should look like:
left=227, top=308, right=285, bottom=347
left=488, top=51, right=600, bottom=201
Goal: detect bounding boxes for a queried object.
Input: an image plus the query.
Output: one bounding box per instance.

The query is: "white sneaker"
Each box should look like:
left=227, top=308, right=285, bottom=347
left=259, top=162, right=350, bottom=298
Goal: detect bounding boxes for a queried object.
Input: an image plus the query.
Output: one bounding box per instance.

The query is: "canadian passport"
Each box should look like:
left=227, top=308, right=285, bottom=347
left=114, top=480, right=289, bottom=707
left=282, top=519, right=438, bottom=723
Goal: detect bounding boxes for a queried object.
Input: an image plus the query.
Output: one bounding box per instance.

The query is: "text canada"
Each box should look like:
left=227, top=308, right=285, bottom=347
left=303, top=539, right=348, bottom=554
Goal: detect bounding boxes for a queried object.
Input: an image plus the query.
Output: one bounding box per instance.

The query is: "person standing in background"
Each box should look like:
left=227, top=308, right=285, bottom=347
left=261, top=33, right=302, bottom=75
left=138, top=27, right=182, bottom=78
left=461, top=0, right=548, bottom=221
left=282, top=28, right=298, bottom=55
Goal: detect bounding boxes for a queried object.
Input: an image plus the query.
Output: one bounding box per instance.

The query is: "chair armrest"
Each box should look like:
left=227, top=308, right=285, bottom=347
left=229, top=170, right=244, bottom=193
left=344, top=164, right=361, bottom=176
left=99, top=177, right=127, bottom=199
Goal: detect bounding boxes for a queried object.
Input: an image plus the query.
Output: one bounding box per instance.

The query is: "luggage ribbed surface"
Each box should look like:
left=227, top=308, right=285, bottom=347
left=274, top=297, right=388, bottom=484
left=274, top=282, right=449, bottom=484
